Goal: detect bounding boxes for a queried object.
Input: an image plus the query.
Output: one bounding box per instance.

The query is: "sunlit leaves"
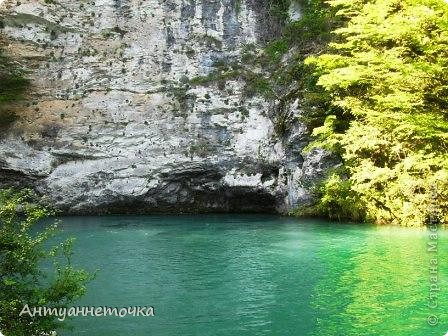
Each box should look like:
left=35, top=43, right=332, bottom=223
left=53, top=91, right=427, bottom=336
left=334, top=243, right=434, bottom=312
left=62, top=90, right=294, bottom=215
left=303, top=0, right=448, bottom=226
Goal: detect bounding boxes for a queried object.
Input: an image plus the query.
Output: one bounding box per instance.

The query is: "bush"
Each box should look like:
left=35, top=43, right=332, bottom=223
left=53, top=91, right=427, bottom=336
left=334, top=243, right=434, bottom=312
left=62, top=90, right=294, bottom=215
left=303, top=0, right=448, bottom=226
left=0, top=189, right=92, bottom=335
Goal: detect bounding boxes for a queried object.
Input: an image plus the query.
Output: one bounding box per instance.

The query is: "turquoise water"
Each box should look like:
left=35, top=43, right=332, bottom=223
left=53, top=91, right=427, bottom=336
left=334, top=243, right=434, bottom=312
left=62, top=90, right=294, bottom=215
left=52, top=215, right=447, bottom=336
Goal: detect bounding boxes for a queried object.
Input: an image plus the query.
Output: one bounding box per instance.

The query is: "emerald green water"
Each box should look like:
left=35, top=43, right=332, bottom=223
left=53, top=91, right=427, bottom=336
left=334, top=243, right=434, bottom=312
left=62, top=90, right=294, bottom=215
left=54, top=215, right=447, bottom=336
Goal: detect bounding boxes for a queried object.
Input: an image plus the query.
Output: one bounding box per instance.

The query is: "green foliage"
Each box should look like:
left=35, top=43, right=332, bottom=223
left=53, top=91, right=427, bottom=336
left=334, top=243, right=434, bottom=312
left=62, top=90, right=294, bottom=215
left=303, top=115, right=342, bottom=153
left=259, top=0, right=338, bottom=121
left=235, top=0, right=242, bottom=14
left=285, top=0, right=338, bottom=46
left=284, top=0, right=337, bottom=53
left=268, top=0, right=292, bottom=22
left=303, top=0, right=448, bottom=226
left=0, top=50, right=29, bottom=127
left=264, top=39, right=290, bottom=63
left=186, top=1, right=335, bottom=104
left=297, top=170, right=366, bottom=221
left=0, top=189, right=93, bottom=335
left=243, top=73, right=274, bottom=98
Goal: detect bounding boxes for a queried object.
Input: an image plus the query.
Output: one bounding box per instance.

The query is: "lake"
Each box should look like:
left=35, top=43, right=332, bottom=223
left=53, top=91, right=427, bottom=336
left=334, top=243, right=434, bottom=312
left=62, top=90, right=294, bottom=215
left=51, top=215, right=447, bottom=336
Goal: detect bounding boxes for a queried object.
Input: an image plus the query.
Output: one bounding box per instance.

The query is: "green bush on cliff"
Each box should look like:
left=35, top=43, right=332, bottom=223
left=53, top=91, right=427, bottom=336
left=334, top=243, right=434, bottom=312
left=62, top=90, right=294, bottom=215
left=261, top=0, right=338, bottom=117
left=0, top=189, right=92, bottom=335
left=302, top=0, right=448, bottom=226
left=299, top=170, right=366, bottom=222
left=268, top=0, right=292, bottom=22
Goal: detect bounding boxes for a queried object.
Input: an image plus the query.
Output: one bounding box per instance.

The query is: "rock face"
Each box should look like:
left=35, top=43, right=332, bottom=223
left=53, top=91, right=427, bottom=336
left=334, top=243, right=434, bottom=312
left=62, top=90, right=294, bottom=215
left=0, top=0, right=335, bottom=214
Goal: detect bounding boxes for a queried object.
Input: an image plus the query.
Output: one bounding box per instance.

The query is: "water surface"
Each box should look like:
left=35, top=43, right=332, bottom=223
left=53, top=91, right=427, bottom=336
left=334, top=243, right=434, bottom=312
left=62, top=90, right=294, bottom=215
left=50, top=215, right=447, bottom=335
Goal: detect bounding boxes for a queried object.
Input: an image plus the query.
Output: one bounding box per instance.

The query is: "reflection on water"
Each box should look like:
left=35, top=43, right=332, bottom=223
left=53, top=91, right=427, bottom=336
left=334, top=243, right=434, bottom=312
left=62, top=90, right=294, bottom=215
left=312, top=227, right=447, bottom=336
left=46, top=215, right=447, bottom=336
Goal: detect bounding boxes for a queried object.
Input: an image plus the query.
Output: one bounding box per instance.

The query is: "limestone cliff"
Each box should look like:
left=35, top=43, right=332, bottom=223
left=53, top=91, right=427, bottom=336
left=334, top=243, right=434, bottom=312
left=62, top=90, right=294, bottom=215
left=0, top=0, right=335, bottom=214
